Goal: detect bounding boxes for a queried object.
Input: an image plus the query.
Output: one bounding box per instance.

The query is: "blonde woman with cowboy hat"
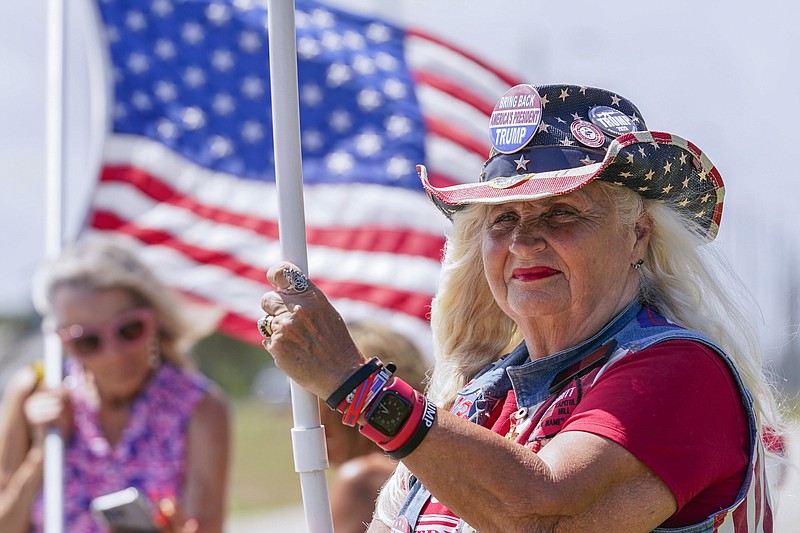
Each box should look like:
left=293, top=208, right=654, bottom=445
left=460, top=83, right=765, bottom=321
left=259, top=84, right=782, bottom=532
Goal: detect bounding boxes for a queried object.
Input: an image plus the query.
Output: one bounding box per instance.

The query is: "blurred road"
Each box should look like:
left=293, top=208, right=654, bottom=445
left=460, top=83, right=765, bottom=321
left=227, top=423, right=800, bottom=532
left=227, top=505, right=305, bottom=532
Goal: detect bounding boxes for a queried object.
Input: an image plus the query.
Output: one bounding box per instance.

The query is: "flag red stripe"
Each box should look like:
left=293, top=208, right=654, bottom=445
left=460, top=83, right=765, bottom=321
left=90, top=211, right=434, bottom=321
left=412, top=70, right=496, bottom=117
left=424, top=116, right=488, bottom=159
left=731, top=488, right=748, bottom=531
left=425, top=169, right=462, bottom=189
left=406, top=28, right=521, bottom=88
left=100, top=166, right=446, bottom=261
left=219, top=311, right=268, bottom=345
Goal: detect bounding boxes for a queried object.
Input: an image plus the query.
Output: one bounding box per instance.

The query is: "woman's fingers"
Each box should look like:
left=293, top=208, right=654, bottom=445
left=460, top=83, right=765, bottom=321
left=24, top=388, right=67, bottom=427
left=258, top=263, right=367, bottom=398
left=265, top=262, right=307, bottom=293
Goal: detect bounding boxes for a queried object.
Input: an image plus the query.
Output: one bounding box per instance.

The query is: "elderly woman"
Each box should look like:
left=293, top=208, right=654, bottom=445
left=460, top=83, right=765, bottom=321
left=260, top=84, right=780, bottom=532
left=0, top=238, right=229, bottom=533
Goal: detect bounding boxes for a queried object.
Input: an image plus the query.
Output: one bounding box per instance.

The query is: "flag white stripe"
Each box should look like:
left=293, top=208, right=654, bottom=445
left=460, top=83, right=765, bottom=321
left=424, top=136, right=486, bottom=184
left=103, top=136, right=450, bottom=235
left=84, top=229, right=436, bottom=357
left=405, top=33, right=510, bottom=102
left=416, top=84, right=491, bottom=144
left=92, top=181, right=443, bottom=294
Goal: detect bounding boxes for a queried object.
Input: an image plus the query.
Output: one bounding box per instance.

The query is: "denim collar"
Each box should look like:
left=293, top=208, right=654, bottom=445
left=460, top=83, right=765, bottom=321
left=508, top=299, right=641, bottom=406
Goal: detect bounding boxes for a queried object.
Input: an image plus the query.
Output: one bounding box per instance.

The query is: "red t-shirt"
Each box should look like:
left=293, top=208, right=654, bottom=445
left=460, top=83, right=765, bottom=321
left=418, top=340, right=749, bottom=529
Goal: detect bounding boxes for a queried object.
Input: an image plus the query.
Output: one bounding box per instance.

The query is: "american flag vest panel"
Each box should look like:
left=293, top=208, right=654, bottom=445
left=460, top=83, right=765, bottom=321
left=396, top=302, right=773, bottom=532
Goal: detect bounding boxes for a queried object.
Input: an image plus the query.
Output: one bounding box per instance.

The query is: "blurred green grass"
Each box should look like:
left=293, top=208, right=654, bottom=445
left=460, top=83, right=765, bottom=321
left=190, top=333, right=306, bottom=516
left=229, top=399, right=303, bottom=515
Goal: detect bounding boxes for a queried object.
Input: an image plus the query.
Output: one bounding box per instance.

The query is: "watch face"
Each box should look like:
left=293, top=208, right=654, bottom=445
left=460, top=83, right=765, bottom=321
left=367, top=391, right=413, bottom=436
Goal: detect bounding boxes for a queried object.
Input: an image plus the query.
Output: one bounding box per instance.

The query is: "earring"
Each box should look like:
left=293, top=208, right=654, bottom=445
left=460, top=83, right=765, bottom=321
left=148, top=337, right=162, bottom=369
left=633, top=259, right=644, bottom=270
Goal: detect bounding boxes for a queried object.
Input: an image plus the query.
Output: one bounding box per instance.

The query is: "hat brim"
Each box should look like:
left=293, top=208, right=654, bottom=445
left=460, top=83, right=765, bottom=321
left=419, top=130, right=724, bottom=241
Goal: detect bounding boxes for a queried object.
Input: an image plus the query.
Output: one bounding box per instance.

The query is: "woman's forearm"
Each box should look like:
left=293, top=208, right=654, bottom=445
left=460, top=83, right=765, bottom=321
left=0, top=447, right=43, bottom=533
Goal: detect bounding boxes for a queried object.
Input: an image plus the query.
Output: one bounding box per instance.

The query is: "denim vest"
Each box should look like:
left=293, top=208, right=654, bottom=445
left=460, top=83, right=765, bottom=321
left=396, top=301, right=772, bottom=532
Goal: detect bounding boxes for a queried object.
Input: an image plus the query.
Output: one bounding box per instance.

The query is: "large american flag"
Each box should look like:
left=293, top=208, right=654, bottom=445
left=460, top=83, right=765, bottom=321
left=85, top=0, right=521, bottom=353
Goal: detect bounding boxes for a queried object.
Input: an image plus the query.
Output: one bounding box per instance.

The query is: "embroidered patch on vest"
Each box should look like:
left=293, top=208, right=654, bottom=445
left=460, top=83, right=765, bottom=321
left=526, top=378, right=585, bottom=452
left=451, top=380, right=477, bottom=419
left=521, top=341, right=616, bottom=452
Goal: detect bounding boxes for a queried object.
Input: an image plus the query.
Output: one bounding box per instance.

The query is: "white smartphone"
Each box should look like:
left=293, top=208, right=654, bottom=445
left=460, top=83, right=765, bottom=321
left=90, top=487, right=160, bottom=533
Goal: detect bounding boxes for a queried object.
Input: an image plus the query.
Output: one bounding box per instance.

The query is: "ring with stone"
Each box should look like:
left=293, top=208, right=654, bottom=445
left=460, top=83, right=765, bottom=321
left=283, top=268, right=309, bottom=294
left=257, top=315, right=275, bottom=338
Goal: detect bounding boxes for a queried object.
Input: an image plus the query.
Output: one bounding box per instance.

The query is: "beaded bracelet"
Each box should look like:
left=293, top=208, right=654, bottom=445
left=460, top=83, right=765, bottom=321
left=325, top=357, right=381, bottom=411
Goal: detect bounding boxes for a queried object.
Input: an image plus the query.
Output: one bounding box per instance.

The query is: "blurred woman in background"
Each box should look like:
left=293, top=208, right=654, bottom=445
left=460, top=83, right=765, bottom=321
left=0, top=238, right=230, bottom=533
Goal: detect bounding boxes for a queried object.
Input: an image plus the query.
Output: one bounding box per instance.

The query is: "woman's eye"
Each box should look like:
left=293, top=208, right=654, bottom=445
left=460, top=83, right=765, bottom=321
left=549, top=208, right=575, bottom=218
left=491, top=212, right=518, bottom=225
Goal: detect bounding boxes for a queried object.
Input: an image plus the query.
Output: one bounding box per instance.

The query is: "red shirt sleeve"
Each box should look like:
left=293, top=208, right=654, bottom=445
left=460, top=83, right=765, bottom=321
left=559, top=340, right=749, bottom=524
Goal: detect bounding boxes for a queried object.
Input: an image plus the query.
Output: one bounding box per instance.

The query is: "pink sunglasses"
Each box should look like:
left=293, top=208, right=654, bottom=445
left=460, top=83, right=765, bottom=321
left=56, top=307, right=156, bottom=357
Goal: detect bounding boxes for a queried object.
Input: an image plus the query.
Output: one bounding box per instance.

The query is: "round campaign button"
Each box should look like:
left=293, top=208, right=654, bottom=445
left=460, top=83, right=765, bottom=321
left=570, top=120, right=605, bottom=148
left=588, top=105, right=636, bottom=137
left=489, top=84, right=543, bottom=154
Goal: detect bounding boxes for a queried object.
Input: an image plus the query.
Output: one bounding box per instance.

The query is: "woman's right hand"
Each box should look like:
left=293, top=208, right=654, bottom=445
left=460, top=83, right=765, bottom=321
left=22, top=388, right=73, bottom=446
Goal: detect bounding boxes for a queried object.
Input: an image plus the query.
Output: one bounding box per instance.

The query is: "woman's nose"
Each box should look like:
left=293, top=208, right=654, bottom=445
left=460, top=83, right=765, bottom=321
left=509, top=223, right=546, bottom=255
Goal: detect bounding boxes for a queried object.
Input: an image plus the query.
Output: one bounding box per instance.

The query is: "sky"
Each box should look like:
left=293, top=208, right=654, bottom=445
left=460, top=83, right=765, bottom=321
left=2, top=0, right=799, bottom=361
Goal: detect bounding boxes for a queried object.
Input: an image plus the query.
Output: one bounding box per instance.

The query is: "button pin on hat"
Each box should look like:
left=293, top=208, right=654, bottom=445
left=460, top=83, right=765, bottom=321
left=588, top=105, right=636, bottom=137
left=570, top=120, right=605, bottom=148
left=489, top=84, right=543, bottom=154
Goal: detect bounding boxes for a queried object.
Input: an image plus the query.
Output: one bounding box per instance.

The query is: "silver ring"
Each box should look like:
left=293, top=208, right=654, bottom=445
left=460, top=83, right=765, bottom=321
left=283, top=268, right=309, bottom=294
left=257, top=315, right=275, bottom=338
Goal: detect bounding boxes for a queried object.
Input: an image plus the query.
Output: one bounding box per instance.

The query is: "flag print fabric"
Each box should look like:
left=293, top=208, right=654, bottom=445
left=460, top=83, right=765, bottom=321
left=86, top=0, right=521, bottom=352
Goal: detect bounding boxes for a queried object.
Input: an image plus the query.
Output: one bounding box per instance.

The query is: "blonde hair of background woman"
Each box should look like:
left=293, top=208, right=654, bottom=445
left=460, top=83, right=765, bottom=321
left=373, top=181, right=783, bottom=526
left=31, top=236, right=216, bottom=368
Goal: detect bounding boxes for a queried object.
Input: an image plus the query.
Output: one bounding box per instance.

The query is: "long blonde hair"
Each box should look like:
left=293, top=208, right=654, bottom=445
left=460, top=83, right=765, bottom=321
left=373, top=181, right=782, bottom=526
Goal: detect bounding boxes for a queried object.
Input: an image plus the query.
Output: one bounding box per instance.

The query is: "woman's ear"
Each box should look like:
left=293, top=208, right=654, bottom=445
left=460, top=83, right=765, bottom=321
left=632, top=213, right=652, bottom=257
left=634, top=215, right=652, bottom=242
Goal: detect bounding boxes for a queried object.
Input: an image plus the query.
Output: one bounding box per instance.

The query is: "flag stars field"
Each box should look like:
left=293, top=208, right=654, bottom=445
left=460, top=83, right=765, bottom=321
left=87, top=0, right=520, bottom=348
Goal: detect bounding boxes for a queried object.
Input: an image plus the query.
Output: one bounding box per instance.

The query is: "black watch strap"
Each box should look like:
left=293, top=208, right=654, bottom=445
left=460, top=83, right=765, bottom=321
left=325, top=357, right=381, bottom=410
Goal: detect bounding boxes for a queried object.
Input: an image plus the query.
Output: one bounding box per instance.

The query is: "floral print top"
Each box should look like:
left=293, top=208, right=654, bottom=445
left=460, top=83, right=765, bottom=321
left=30, top=361, right=209, bottom=532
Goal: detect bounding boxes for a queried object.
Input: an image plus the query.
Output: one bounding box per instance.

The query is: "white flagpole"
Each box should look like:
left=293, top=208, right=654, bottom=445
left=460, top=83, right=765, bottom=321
left=44, top=0, right=66, bottom=531
left=266, top=1, right=334, bottom=532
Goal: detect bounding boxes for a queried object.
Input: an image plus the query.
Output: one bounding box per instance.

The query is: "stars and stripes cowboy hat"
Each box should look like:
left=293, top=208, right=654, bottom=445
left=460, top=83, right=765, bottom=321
left=418, top=84, right=724, bottom=241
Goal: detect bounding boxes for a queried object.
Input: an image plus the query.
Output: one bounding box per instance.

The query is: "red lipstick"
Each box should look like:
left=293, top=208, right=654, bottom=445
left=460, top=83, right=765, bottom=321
left=511, top=267, right=559, bottom=281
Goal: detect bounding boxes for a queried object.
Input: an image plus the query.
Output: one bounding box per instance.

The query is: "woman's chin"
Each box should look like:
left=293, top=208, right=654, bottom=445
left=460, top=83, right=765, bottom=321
left=505, top=289, right=569, bottom=320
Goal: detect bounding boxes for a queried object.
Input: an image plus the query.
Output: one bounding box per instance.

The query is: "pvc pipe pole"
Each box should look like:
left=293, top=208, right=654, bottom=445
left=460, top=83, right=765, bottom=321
left=44, top=0, right=66, bottom=531
left=266, top=1, right=334, bottom=532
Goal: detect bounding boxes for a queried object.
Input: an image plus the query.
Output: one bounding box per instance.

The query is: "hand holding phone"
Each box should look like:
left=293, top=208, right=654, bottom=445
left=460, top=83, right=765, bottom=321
left=90, top=487, right=160, bottom=533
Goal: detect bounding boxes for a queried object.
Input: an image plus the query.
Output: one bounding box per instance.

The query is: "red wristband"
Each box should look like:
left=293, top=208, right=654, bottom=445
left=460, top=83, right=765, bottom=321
left=386, top=399, right=436, bottom=460
left=325, top=357, right=381, bottom=411
left=381, top=391, right=426, bottom=452
left=359, top=377, right=422, bottom=448
left=342, top=373, right=375, bottom=426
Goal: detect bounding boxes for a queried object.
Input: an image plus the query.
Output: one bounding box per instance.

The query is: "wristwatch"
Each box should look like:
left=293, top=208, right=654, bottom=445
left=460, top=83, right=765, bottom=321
left=364, top=388, right=414, bottom=437
left=359, top=377, right=436, bottom=458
